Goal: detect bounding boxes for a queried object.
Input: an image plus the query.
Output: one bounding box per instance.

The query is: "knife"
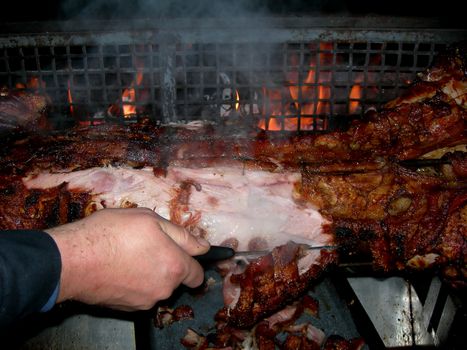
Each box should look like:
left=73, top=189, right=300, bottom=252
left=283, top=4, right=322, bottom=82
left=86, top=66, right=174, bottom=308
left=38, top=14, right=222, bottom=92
left=194, top=244, right=337, bottom=264
left=194, top=245, right=377, bottom=276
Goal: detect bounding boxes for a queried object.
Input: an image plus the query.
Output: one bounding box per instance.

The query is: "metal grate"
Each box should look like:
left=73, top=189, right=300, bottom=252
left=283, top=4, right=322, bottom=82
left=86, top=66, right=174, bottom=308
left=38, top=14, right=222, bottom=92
left=0, top=18, right=465, bottom=131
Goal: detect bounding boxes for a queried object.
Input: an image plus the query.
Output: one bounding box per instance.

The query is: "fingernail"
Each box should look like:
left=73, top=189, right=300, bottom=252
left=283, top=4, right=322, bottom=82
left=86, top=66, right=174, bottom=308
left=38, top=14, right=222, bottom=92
left=196, top=236, right=210, bottom=247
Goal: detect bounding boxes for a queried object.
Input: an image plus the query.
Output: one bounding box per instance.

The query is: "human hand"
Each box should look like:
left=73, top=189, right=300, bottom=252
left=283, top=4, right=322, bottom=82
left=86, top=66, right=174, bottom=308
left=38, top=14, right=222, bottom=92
left=46, top=208, right=210, bottom=311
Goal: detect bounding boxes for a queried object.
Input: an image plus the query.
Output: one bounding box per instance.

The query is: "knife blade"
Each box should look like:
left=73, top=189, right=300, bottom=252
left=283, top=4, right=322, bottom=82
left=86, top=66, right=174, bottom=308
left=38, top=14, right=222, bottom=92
left=194, top=244, right=337, bottom=264
left=232, top=244, right=337, bottom=260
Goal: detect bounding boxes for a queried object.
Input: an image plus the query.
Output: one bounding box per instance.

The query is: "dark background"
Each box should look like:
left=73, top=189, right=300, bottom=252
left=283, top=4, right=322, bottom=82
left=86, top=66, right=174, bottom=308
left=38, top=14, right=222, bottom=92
left=1, top=0, right=464, bottom=23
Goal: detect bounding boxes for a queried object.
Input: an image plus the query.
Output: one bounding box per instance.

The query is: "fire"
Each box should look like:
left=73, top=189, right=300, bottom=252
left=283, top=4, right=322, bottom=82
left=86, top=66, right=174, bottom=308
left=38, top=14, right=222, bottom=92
left=67, top=80, right=74, bottom=116
left=106, top=57, right=146, bottom=119
left=260, top=87, right=285, bottom=131
left=349, top=83, right=362, bottom=114
left=15, top=77, right=46, bottom=90
left=122, top=70, right=144, bottom=117
left=259, top=42, right=362, bottom=131
left=27, top=77, right=46, bottom=90
left=235, top=89, right=240, bottom=111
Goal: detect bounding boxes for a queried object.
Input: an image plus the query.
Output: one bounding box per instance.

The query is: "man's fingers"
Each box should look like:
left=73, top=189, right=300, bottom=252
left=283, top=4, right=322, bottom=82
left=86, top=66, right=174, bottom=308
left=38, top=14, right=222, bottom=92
left=182, top=258, right=206, bottom=288
left=157, top=218, right=210, bottom=256
left=139, top=209, right=210, bottom=256
left=155, top=218, right=209, bottom=288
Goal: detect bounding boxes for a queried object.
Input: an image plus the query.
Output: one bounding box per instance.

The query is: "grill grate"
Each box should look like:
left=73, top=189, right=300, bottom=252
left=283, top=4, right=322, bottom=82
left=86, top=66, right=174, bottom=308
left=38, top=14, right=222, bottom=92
left=0, top=18, right=465, bottom=131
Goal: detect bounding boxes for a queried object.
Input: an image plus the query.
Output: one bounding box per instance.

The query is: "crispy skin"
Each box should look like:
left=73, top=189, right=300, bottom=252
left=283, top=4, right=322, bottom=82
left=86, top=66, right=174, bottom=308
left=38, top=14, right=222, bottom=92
left=251, top=98, right=465, bottom=164
left=450, top=151, right=467, bottom=178
left=326, top=189, right=466, bottom=287
left=299, top=151, right=466, bottom=285
left=300, top=163, right=451, bottom=221
left=217, top=243, right=337, bottom=328
left=0, top=124, right=167, bottom=175
left=0, top=175, right=93, bottom=229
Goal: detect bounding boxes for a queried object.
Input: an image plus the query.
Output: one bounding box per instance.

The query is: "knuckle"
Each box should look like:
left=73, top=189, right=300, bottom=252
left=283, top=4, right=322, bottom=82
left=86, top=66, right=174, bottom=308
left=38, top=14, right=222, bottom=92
left=192, top=265, right=205, bottom=286
left=157, top=286, right=174, bottom=301
left=140, top=302, right=154, bottom=311
left=177, top=228, right=191, bottom=244
left=140, top=207, right=157, bottom=218
left=167, top=260, right=186, bottom=280
left=135, top=212, right=161, bottom=232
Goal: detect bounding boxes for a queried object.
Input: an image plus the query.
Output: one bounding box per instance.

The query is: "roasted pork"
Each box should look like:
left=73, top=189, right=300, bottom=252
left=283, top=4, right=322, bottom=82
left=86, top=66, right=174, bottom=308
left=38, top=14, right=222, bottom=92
left=0, top=44, right=465, bottom=328
left=217, top=242, right=337, bottom=328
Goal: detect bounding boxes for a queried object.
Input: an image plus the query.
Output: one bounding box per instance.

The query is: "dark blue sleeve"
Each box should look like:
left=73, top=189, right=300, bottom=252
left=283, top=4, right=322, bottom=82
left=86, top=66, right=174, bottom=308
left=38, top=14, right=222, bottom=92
left=0, top=230, right=61, bottom=328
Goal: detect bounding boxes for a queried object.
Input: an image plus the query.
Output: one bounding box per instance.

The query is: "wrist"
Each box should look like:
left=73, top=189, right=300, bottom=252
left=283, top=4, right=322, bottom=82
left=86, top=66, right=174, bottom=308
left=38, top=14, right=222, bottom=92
left=40, top=282, right=60, bottom=312
left=46, top=225, right=100, bottom=304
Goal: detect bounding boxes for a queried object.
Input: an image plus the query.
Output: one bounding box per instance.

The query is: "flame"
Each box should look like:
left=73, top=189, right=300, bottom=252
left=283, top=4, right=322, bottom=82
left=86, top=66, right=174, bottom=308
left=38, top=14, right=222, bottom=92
left=15, top=77, right=46, bottom=90
left=235, top=89, right=240, bottom=111
left=260, top=87, right=287, bottom=131
left=122, top=70, right=144, bottom=117
left=349, top=84, right=362, bottom=114
left=67, top=80, right=74, bottom=116
left=27, top=77, right=45, bottom=90
left=259, top=42, right=361, bottom=131
left=105, top=47, right=149, bottom=118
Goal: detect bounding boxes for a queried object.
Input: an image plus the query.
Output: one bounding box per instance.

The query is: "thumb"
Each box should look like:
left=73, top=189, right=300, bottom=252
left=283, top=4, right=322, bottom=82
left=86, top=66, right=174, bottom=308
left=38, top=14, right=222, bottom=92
left=158, top=220, right=210, bottom=256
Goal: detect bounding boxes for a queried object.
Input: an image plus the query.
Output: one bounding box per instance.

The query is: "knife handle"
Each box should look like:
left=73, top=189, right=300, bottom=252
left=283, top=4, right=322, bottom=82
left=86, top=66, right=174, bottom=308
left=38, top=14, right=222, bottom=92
left=194, top=245, right=235, bottom=263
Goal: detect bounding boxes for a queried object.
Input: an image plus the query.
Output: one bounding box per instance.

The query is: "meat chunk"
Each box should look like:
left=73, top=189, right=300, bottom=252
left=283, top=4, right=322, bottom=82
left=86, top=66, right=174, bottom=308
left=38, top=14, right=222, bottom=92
left=0, top=88, right=48, bottom=133
left=218, top=242, right=337, bottom=328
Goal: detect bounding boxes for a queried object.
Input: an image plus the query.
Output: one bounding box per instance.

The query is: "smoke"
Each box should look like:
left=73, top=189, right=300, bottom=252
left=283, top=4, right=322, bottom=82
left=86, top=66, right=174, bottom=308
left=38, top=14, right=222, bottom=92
left=57, top=0, right=348, bottom=20
left=1, top=1, right=459, bottom=23
left=60, top=0, right=265, bottom=20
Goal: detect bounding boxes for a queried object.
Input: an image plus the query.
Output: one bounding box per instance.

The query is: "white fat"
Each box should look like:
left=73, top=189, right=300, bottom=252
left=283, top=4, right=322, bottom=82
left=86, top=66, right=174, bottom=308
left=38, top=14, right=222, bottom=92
left=297, top=250, right=321, bottom=275
left=164, top=120, right=215, bottom=130
left=240, top=333, right=257, bottom=350
left=24, top=165, right=331, bottom=250
left=264, top=304, right=298, bottom=327
left=442, top=79, right=467, bottom=108
left=171, top=166, right=330, bottom=250
left=407, top=253, right=439, bottom=269
left=224, top=274, right=242, bottom=309
left=305, top=324, right=326, bottom=345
